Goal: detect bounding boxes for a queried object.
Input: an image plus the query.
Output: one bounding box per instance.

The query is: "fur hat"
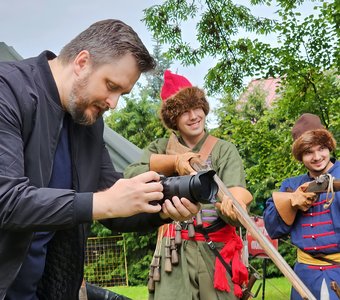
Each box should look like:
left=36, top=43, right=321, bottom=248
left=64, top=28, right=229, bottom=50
left=291, top=113, right=324, bottom=140
left=291, top=113, right=336, bottom=161
left=160, top=70, right=209, bottom=130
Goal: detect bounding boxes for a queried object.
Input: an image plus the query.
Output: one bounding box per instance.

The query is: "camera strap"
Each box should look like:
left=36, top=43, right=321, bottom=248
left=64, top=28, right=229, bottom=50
left=166, top=132, right=218, bottom=162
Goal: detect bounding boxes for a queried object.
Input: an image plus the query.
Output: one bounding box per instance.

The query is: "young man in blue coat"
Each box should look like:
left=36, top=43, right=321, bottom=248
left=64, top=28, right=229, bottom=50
left=264, top=113, right=339, bottom=299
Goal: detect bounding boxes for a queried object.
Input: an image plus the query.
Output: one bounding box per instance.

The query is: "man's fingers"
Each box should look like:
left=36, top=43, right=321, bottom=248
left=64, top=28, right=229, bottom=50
left=161, top=197, right=200, bottom=221
left=165, top=197, right=191, bottom=218
left=133, top=170, right=161, bottom=184
left=143, top=181, right=163, bottom=193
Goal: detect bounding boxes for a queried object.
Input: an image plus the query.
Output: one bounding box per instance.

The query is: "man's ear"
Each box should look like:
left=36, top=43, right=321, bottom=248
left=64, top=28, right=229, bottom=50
left=73, top=50, right=91, bottom=75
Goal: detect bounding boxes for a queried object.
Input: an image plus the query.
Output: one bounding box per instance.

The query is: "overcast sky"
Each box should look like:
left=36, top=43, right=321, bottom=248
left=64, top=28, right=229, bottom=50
left=0, top=0, right=220, bottom=127
left=0, top=0, right=320, bottom=81
left=1, top=1, right=160, bottom=57
left=0, top=0, right=278, bottom=87
left=0, top=0, right=319, bottom=126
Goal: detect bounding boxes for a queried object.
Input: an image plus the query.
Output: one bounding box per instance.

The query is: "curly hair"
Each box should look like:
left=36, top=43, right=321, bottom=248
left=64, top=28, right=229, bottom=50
left=292, top=129, right=337, bottom=161
left=160, top=86, right=209, bottom=130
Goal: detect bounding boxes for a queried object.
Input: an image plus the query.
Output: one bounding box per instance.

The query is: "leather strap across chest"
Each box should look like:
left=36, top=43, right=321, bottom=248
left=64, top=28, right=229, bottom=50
left=166, top=132, right=218, bottom=161
left=198, top=135, right=219, bottom=162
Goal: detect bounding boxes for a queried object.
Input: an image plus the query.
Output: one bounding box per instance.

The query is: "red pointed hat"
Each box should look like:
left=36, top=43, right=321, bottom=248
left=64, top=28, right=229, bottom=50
left=160, top=70, right=192, bottom=101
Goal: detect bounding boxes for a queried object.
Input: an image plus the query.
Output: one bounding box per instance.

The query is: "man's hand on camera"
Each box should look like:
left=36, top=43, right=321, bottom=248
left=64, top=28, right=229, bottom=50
left=92, top=171, right=164, bottom=220
left=159, top=197, right=201, bottom=222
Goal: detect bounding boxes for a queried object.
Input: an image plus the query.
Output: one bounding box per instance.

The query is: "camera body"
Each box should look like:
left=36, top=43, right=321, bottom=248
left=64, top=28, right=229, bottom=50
left=159, top=170, right=218, bottom=204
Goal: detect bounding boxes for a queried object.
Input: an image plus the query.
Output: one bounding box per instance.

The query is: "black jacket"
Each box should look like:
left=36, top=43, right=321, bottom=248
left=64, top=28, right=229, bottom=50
left=0, top=51, right=166, bottom=299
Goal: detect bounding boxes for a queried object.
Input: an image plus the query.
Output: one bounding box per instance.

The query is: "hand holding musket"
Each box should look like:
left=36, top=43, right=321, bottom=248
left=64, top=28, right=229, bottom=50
left=189, top=157, right=317, bottom=300
left=273, top=174, right=340, bottom=225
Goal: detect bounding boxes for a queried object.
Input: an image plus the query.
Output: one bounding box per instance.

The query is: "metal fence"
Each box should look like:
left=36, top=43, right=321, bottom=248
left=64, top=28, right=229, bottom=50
left=84, top=235, right=128, bottom=287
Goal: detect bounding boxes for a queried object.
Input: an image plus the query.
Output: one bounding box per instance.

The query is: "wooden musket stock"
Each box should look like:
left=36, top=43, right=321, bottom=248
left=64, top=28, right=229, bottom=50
left=304, top=174, right=340, bottom=193
left=190, top=160, right=317, bottom=300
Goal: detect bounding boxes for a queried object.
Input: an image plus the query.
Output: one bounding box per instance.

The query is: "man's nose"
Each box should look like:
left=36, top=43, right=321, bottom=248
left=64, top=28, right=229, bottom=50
left=106, top=93, right=120, bottom=109
left=313, top=151, right=322, bottom=160
left=188, top=109, right=197, bottom=119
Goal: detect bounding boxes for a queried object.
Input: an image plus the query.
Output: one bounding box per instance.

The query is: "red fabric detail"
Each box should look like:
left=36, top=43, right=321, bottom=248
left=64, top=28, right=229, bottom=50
left=304, top=244, right=338, bottom=251
left=312, top=199, right=327, bottom=206
left=160, top=70, right=192, bottom=101
left=303, top=231, right=335, bottom=239
left=308, top=265, right=340, bottom=270
left=213, top=226, right=248, bottom=298
left=302, top=220, right=332, bottom=227
left=302, top=210, right=330, bottom=217
left=163, top=223, right=248, bottom=297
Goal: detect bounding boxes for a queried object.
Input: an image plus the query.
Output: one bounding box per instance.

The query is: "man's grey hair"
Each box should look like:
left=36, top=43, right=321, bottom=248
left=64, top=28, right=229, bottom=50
left=59, top=19, right=156, bottom=72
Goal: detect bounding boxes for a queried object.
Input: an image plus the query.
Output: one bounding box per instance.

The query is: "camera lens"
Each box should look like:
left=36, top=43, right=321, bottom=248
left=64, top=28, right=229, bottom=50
left=160, top=170, right=218, bottom=204
left=189, top=170, right=218, bottom=203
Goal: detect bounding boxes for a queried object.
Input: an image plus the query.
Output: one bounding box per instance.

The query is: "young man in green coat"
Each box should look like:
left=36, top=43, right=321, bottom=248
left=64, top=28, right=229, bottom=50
left=125, top=70, right=252, bottom=300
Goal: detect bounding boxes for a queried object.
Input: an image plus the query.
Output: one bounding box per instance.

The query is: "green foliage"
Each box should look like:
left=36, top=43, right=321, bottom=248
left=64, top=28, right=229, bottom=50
left=109, top=277, right=293, bottom=299
left=84, top=245, right=126, bottom=286
left=105, top=95, right=166, bottom=149
left=90, top=221, right=113, bottom=237
left=120, top=232, right=157, bottom=286
left=143, top=0, right=338, bottom=95
left=212, top=69, right=339, bottom=276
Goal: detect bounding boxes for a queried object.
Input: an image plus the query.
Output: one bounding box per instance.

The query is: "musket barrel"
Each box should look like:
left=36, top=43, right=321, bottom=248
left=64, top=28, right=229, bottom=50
left=305, top=174, right=340, bottom=193
left=333, top=180, right=340, bottom=192
left=191, top=161, right=317, bottom=300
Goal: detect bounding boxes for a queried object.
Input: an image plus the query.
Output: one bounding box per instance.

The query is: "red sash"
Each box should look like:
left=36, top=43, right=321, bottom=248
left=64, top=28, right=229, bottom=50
left=164, top=223, right=248, bottom=297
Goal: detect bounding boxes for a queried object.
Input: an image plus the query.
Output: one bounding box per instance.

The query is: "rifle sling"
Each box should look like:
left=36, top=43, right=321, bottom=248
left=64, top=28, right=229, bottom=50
left=196, top=136, right=233, bottom=278
left=166, top=132, right=218, bottom=160
left=197, top=224, right=233, bottom=277
left=194, top=217, right=226, bottom=234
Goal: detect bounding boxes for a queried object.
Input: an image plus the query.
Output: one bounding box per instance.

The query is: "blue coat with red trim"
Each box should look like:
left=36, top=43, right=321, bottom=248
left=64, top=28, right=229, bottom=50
left=264, top=159, right=340, bottom=300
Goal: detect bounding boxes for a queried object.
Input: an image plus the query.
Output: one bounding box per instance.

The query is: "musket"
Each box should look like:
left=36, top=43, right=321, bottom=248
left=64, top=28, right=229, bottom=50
left=304, top=173, right=340, bottom=193
left=190, top=159, right=317, bottom=300
left=281, top=174, right=340, bottom=222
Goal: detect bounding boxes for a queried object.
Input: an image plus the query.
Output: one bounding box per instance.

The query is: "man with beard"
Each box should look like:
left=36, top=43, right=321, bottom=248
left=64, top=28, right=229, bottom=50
left=125, top=70, right=252, bottom=300
left=264, top=113, right=340, bottom=299
left=0, top=20, right=199, bottom=299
